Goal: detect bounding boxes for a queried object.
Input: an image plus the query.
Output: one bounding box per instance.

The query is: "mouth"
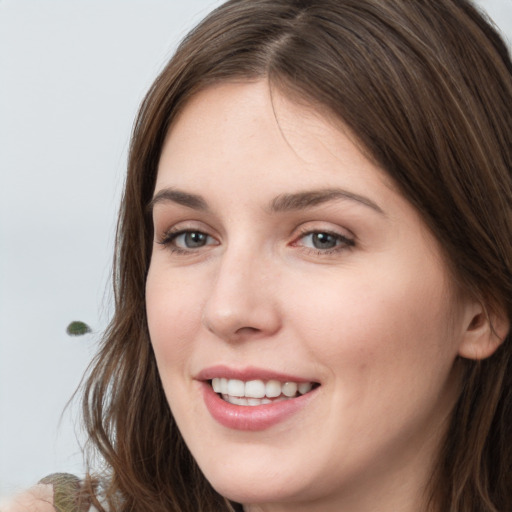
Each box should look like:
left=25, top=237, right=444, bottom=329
left=209, top=377, right=320, bottom=406
left=198, top=367, right=321, bottom=430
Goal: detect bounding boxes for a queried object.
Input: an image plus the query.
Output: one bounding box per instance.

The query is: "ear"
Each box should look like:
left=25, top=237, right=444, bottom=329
left=458, top=300, right=510, bottom=360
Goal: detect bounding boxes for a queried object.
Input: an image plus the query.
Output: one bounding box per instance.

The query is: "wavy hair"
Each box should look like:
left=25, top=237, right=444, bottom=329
left=80, top=1, right=512, bottom=510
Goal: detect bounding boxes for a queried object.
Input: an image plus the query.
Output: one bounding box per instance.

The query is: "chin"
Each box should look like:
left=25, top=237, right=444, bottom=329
left=208, top=474, right=303, bottom=508
left=197, top=451, right=324, bottom=508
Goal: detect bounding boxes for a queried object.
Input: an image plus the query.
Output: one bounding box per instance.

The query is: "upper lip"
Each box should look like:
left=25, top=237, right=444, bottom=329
left=195, top=365, right=318, bottom=383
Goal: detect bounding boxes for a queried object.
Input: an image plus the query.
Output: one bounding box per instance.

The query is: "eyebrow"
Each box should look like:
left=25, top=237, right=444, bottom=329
left=148, top=188, right=209, bottom=212
left=269, top=188, right=384, bottom=215
left=148, top=187, right=384, bottom=215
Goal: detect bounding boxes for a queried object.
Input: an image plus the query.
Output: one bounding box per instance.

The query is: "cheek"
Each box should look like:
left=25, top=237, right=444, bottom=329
left=286, top=265, right=460, bottom=389
left=145, top=267, right=203, bottom=368
left=280, top=267, right=462, bottom=470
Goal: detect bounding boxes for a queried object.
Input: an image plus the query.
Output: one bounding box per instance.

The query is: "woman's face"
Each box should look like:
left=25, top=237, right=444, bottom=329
left=146, top=80, right=474, bottom=511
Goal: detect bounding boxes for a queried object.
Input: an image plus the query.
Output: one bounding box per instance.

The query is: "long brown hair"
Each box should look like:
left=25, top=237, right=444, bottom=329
left=81, top=1, right=512, bottom=510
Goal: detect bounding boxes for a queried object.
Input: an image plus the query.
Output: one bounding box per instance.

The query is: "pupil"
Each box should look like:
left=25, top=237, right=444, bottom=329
left=313, top=233, right=336, bottom=249
left=185, top=232, right=207, bottom=247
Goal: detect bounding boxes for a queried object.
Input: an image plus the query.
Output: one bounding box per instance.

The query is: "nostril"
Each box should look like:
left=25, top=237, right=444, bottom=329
left=234, top=326, right=261, bottom=335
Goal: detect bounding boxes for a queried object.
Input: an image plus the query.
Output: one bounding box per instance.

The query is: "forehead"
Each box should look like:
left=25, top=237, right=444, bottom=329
left=156, top=80, right=393, bottom=197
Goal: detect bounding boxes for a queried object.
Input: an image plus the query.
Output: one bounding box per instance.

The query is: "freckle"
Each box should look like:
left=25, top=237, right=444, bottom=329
left=358, top=362, right=368, bottom=373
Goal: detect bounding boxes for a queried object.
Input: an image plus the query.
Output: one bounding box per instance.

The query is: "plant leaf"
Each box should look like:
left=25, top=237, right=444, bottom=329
left=66, top=321, right=91, bottom=336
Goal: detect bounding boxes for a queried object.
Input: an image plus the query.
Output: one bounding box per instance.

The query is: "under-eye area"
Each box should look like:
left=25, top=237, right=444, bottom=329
left=209, top=378, right=321, bottom=406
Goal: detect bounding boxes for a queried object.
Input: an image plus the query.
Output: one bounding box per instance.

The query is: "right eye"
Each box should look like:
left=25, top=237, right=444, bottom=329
left=159, top=229, right=218, bottom=253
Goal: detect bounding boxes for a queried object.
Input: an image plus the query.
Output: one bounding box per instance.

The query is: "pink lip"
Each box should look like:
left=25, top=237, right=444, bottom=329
left=196, top=365, right=319, bottom=431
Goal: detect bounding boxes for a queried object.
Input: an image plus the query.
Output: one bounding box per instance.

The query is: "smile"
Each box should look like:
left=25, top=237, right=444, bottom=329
left=197, top=366, right=320, bottom=430
left=211, top=378, right=316, bottom=406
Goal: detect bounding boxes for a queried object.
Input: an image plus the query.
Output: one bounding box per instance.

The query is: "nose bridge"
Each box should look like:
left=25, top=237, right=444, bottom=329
left=202, top=238, right=280, bottom=341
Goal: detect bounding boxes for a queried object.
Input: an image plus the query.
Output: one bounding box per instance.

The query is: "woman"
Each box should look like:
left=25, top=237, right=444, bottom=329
left=6, top=0, right=512, bottom=511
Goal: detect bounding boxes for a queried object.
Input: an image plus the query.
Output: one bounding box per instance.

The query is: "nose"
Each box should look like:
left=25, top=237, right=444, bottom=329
left=201, top=246, right=282, bottom=343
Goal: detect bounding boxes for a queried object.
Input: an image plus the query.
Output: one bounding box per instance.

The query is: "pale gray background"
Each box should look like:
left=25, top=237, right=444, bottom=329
left=0, top=0, right=511, bottom=502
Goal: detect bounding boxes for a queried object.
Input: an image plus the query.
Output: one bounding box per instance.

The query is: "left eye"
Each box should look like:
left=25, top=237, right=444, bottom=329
left=168, top=230, right=216, bottom=249
left=298, top=231, right=353, bottom=250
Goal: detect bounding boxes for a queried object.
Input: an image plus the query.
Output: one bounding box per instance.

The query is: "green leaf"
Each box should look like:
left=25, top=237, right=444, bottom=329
left=66, top=321, right=91, bottom=336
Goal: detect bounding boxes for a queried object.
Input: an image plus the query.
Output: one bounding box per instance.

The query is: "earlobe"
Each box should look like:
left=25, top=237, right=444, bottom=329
left=458, top=302, right=510, bottom=360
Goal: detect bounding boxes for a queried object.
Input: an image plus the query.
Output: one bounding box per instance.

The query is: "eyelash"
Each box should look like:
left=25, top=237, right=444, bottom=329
left=157, top=227, right=355, bottom=256
left=293, top=228, right=355, bottom=255
left=157, top=228, right=218, bottom=255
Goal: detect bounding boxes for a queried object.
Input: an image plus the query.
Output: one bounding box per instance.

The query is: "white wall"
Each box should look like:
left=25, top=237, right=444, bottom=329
left=0, top=0, right=510, bottom=501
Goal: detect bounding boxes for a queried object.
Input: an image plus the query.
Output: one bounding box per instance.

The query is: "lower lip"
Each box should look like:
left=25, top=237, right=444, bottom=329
left=201, top=382, right=318, bottom=431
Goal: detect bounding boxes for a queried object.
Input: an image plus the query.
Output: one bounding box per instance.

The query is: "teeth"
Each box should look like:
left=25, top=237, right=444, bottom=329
left=212, top=379, right=222, bottom=393
left=211, top=377, right=316, bottom=402
left=230, top=396, right=248, bottom=406
left=227, top=379, right=245, bottom=397
left=266, top=380, right=281, bottom=398
left=282, top=382, right=298, bottom=397
left=298, top=382, right=313, bottom=394
left=223, top=395, right=286, bottom=406
left=245, top=380, right=266, bottom=398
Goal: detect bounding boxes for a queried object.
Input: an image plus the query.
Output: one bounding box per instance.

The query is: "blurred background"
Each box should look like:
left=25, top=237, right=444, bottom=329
left=0, top=0, right=511, bottom=502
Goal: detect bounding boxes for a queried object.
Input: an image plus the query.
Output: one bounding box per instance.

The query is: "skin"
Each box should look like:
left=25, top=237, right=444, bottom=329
left=0, top=485, right=54, bottom=512
left=146, top=80, right=488, bottom=512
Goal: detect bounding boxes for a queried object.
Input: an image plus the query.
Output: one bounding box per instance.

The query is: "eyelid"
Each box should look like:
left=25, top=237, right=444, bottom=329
left=290, top=224, right=356, bottom=255
left=162, top=229, right=217, bottom=245
left=292, top=221, right=354, bottom=241
left=155, top=218, right=215, bottom=241
left=155, top=219, right=220, bottom=254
